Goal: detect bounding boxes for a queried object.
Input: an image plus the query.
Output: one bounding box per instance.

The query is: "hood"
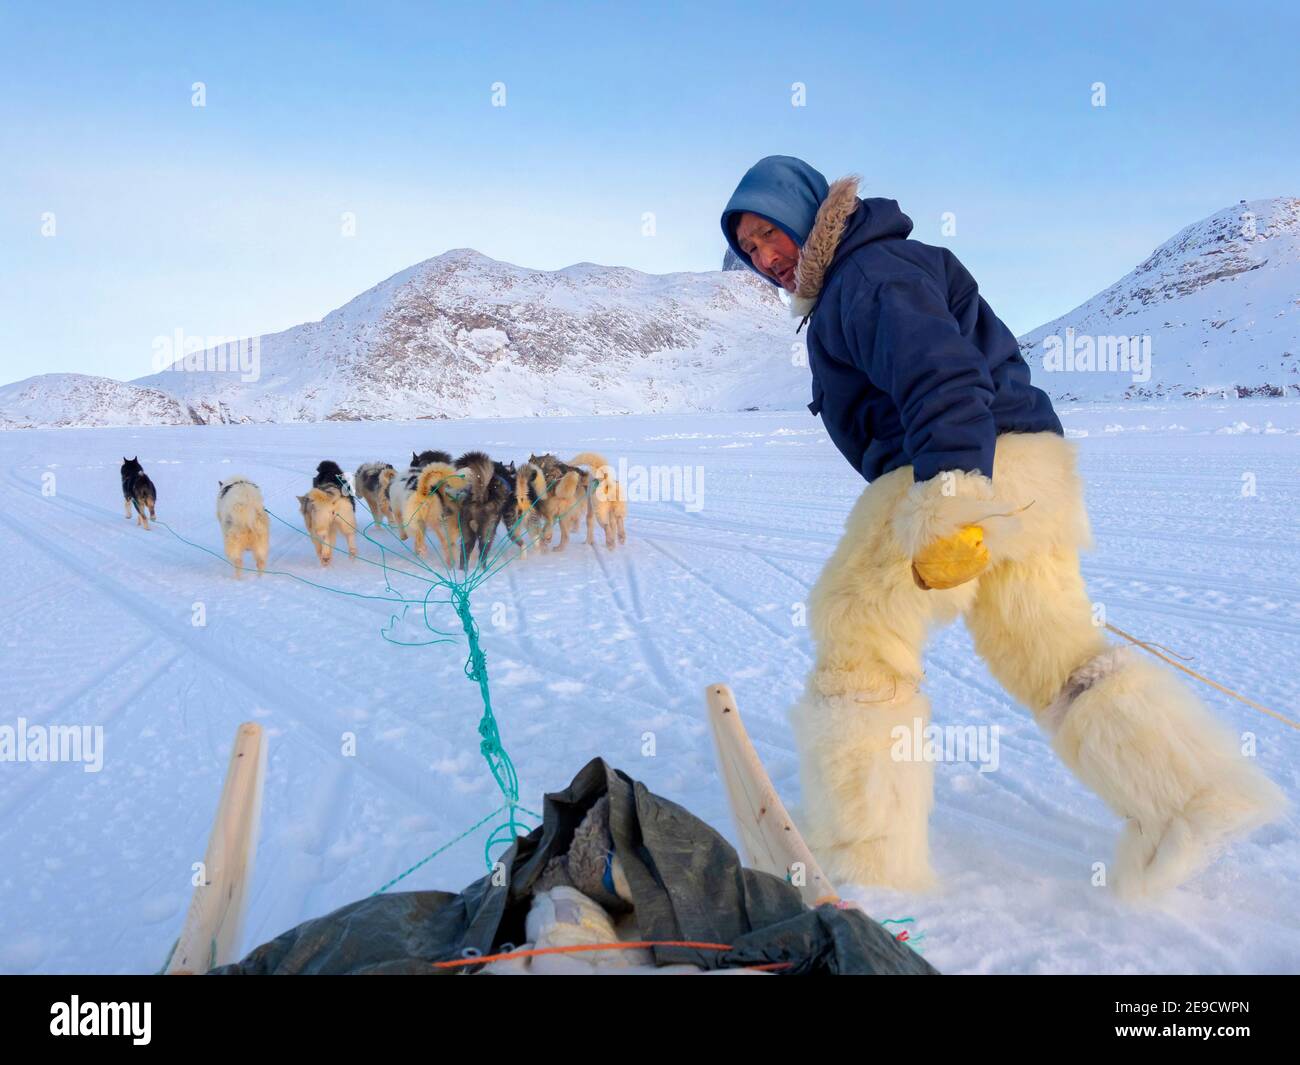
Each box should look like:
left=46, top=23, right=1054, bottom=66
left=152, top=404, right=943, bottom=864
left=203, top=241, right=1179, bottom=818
left=720, top=156, right=830, bottom=283
left=789, top=178, right=914, bottom=317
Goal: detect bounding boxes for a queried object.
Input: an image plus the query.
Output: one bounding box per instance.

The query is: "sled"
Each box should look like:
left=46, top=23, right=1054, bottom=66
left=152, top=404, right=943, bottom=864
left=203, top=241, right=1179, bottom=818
left=164, top=721, right=267, bottom=974
left=705, top=683, right=840, bottom=908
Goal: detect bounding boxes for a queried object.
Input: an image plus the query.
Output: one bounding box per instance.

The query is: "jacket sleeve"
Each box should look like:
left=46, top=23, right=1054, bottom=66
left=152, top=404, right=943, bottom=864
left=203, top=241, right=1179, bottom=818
left=845, top=274, right=998, bottom=482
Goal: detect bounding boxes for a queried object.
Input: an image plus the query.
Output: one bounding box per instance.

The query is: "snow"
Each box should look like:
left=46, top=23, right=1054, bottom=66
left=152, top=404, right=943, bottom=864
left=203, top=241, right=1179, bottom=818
left=1, top=398, right=1297, bottom=974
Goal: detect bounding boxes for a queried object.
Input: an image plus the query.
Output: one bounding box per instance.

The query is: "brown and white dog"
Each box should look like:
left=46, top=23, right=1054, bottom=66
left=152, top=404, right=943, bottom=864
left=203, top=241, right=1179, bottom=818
left=568, top=451, right=628, bottom=550
left=388, top=461, right=467, bottom=565
left=120, top=457, right=157, bottom=529
left=216, top=476, right=269, bottom=577
left=297, top=482, right=358, bottom=566
left=453, top=451, right=520, bottom=568
left=516, top=454, right=583, bottom=554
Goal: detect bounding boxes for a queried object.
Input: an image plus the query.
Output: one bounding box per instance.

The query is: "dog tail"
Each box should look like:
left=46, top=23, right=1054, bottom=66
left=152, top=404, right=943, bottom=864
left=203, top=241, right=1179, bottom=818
left=378, top=466, right=397, bottom=493
left=552, top=469, right=581, bottom=504
left=226, top=494, right=266, bottom=530
left=568, top=451, right=611, bottom=473
left=516, top=462, right=544, bottom=513
left=570, top=451, right=621, bottom=502
left=454, top=451, right=495, bottom=503
left=417, top=461, right=462, bottom=500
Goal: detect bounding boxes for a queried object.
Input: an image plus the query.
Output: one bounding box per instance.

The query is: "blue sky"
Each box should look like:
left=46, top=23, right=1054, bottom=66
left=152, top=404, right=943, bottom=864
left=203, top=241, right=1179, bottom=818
left=2, top=0, right=1298, bottom=385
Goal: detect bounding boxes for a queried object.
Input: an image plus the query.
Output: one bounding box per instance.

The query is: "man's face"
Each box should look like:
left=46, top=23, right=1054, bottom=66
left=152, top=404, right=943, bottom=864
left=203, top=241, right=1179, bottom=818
left=734, top=212, right=800, bottom=292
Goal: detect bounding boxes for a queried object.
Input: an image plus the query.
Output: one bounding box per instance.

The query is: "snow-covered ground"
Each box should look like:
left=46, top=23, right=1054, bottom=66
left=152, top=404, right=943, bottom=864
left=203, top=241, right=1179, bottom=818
left=1, top=398, right=1297, bottom=975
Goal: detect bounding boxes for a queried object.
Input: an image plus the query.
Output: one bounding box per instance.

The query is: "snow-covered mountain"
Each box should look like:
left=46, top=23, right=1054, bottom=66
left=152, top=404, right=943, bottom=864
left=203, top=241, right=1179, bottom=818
left=6, top=199, right=1299, bottom=429
left=0, top=373, right=201, bottom=430
left=1020, top=197, right=1300, bottom=401
left=0, top=251, right=802, bottom=429
left=125, top=250, right=802, bottom=425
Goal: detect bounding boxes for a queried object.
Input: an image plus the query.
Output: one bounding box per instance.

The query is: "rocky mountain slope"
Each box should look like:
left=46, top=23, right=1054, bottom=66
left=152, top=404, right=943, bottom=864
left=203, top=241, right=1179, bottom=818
left=127, top=250, right=803, bottom=424
left=1020, top=197, right=1300, bottom=400
left=5, top=198, right=1298, bottom=429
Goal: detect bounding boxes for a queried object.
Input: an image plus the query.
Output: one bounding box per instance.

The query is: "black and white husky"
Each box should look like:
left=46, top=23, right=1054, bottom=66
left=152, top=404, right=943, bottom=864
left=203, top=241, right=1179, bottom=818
left=312, top=460, right=353, bottom=497
left=120, top=457, right=157, bottom=529
left=354, top=462, right=397, bottom=525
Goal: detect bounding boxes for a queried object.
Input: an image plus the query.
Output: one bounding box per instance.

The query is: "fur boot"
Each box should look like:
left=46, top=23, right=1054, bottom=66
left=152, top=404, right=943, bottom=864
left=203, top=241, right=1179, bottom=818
left=789, top=679, right=936, bottom=891
left=1045, top=648, right=1286, bottom=899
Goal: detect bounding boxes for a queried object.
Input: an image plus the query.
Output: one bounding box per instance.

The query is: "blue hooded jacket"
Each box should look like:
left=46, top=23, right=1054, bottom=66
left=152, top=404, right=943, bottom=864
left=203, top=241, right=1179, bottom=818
left=722, top=156, right=1062, bottom=483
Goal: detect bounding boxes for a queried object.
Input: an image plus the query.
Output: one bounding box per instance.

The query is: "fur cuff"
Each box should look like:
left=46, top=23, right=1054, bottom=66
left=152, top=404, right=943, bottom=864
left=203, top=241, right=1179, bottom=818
left=891, top=469, right=1011, bottom=558
left=1039, top=647, right=1131, bottom=737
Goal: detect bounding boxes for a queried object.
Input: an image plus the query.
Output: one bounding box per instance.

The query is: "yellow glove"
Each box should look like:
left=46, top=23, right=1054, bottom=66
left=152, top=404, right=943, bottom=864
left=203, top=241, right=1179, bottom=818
left=911, top=524, right=989, bottom=590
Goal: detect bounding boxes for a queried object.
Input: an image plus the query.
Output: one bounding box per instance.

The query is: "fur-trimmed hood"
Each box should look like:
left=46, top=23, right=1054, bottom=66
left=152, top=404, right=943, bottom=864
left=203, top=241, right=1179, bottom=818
left=719, top=157, right=914, bottom=319
left=721, top=155, right=830, bottom=270
left=790, top=179, right=914, bottom=318
left=725, top=158, right=1061, bottom=487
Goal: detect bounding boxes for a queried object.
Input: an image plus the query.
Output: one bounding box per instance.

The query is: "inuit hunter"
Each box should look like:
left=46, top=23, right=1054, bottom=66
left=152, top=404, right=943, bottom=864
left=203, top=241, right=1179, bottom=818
left=721, top=155, right=1284, bottom=900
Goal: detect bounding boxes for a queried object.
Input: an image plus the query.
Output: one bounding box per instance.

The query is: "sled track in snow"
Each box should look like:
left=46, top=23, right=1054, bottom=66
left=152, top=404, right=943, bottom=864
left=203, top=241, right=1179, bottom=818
left=585, top=541, right=682, bottom=701
left=12, top=465, right=699, bottom=728
left=640, top=537, right=801, bottom=644
left=0, top=638, right=181, bottom=822
left=0, top=490, right=493, bottom=823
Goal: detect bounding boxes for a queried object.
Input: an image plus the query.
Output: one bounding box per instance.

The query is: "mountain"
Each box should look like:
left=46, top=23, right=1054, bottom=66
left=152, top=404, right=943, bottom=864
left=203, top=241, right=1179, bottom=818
left=125, top=249, right=802, bottom=424
left=0, top=373, right=201, bottom=430
left=1019, top=197, right=1300, bottom=400
left=6, top=199, right=1299, bottom=430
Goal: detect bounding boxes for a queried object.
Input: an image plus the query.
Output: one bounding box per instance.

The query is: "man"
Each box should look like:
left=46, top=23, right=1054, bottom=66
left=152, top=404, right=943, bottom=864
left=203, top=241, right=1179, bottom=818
left=721, top=155, right=1283, bottom=898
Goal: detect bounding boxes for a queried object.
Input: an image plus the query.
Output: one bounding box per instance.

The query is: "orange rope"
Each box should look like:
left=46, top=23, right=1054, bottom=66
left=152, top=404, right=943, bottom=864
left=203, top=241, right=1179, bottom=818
left=435, top=924, right=911, bottom=971
left=1105, top=622, right=1300, bottom=732
left=432, top=939, right=736, bottom=970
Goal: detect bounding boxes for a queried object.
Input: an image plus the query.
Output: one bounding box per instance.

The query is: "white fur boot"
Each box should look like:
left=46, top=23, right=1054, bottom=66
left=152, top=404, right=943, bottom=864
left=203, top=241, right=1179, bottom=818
left=1044, top=648, right=1286, bottom=900
left=789, top=679, right=936, bottom=891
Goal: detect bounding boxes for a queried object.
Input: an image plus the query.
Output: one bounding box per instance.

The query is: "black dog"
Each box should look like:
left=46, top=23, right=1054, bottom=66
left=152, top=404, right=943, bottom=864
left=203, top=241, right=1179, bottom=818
left=313, top=460, right=352, bottom=497
left=411, top=450, right=452, bottom=469
left=120, top=457, right=157, bottom=529
left=495, top=460, right=524, bottom=550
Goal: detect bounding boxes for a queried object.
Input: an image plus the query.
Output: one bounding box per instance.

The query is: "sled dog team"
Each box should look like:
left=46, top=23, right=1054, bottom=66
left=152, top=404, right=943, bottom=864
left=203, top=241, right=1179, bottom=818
left=120, top=449, right=628, bottom=577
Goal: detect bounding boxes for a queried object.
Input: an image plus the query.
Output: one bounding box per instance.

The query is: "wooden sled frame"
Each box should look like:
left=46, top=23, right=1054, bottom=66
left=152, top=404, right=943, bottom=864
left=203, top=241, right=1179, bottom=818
left=164, top=721, right=267, bottom=974
left=159, top=692, right=829, bottom=973
left=705, top=683, right=841, bottom=908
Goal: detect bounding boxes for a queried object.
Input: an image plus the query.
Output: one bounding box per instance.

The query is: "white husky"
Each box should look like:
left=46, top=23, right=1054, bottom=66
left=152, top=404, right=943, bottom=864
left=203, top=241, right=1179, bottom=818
left=216, top=476, right=270, bottom=578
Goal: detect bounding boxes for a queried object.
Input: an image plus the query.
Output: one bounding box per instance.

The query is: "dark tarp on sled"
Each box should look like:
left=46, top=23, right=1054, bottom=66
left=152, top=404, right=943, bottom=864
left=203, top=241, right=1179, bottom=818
left=212, top=757, right=938, bottom=975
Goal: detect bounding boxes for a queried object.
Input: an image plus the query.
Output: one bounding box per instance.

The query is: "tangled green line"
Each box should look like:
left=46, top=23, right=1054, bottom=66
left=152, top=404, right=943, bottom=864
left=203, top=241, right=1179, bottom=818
left=155, top=469, right=594, bottom=881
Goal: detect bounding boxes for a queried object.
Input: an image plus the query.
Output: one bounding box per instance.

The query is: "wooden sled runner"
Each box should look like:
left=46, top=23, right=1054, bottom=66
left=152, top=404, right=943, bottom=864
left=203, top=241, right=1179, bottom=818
left=705, top=683, right=840, bottom=908
left=164, top=722, right=267, bottom=974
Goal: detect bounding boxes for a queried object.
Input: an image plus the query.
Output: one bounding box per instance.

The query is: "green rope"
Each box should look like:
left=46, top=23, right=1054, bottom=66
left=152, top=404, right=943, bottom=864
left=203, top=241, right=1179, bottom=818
left=370, top=805, right=507, bottom=895
left=156, top=464, right=592, bottom=882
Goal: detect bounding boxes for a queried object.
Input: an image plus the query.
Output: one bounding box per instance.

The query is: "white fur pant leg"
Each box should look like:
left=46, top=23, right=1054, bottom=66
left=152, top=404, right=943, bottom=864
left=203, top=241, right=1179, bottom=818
left=792, top=465, right=968, bottom=891
left=1046, top=649, right=1286, bottom=900
left=967, top=549, right=1109, bottom=714
left=790, top=681, right=936, bottom=891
